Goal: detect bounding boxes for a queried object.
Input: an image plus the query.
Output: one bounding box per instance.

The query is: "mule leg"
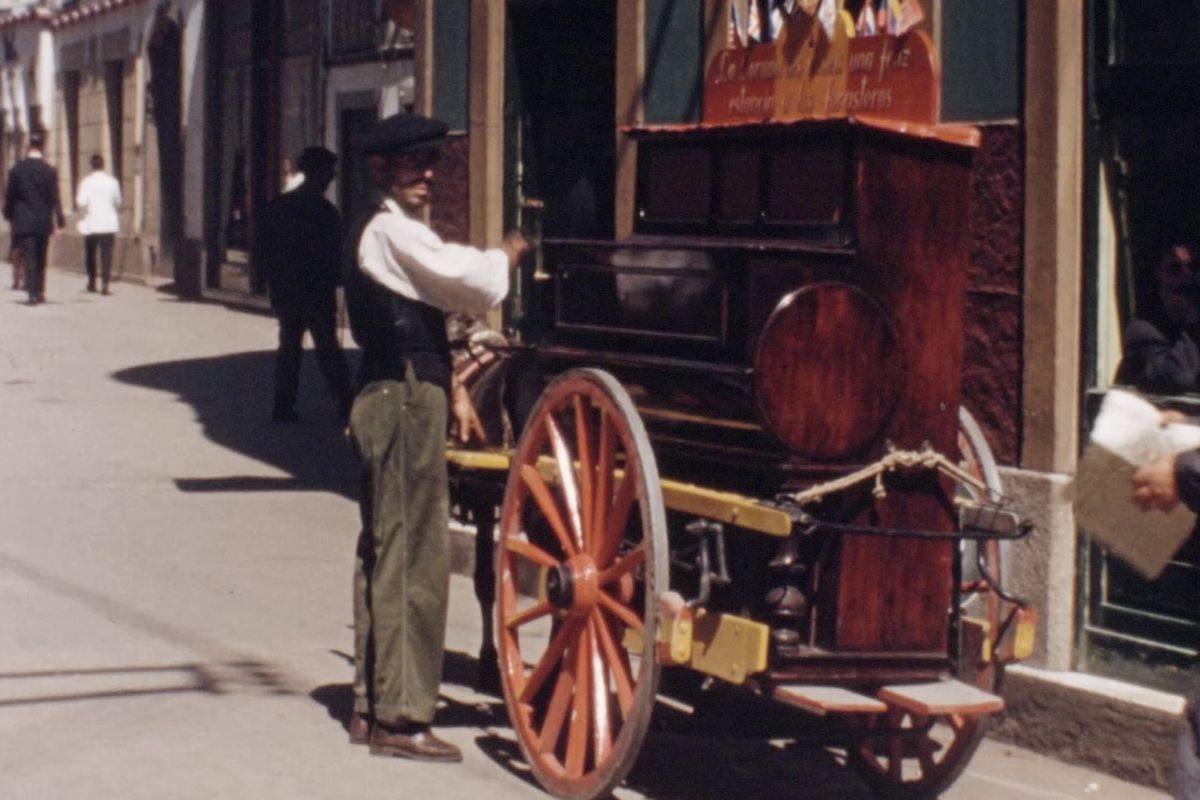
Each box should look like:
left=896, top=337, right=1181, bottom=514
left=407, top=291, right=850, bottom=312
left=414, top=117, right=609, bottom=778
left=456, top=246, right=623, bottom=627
left=473, top=502, right=500, bottom=695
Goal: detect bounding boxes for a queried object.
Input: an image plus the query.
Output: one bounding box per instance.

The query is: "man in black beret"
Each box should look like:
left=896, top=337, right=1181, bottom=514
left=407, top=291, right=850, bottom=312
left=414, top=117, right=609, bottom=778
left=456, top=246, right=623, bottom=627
left=344, top=113, right=528, bottom=762
left=258, top=145, right=353, bottom=423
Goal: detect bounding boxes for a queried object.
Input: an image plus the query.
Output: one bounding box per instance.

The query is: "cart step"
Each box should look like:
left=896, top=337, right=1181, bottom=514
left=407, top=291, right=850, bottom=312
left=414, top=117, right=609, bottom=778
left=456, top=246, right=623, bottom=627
left=878, top=680, right=1004, bottom=716
left=771, top=684, right=888, bottom=716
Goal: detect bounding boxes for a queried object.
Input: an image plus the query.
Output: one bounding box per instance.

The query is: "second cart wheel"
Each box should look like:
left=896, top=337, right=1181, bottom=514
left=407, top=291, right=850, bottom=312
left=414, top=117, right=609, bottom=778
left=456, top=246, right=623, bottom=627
left=848, top=407, right=1007, bottom=799
left=495, top=368, right=668, bottom=800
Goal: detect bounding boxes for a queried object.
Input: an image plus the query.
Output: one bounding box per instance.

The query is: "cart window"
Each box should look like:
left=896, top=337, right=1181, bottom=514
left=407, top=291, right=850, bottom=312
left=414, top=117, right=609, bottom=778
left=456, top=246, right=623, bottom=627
left=641, top=146, right=711, bottom=223
left=716, top=147, right=761, bottom=224
left=766, top=145, right=846, bottom=225
left=556, top=249, right=724, bottom=342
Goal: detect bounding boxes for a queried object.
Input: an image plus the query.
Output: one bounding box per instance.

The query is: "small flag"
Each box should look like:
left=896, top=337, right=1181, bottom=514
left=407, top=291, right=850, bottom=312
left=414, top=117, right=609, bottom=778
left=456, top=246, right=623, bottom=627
left=886, top=0, right=904, bottom=34
left=729, top=1, right=747, bottom=48
left=896, top=0, right=925, bottom=34
left=856, top=1, right=877, bottom=35
left=747, top=0, right=763, bottom=43
left=817, top=0, right=837, bottom=39
left=769, top=0, right=787, bottom=40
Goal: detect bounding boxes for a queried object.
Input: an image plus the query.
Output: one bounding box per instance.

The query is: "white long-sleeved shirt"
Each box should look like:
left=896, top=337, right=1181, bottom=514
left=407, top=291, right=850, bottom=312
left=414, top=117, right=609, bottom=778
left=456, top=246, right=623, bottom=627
left=75, top=170, right=123, bottom=235
left=357, top=198, right=509, bottom=314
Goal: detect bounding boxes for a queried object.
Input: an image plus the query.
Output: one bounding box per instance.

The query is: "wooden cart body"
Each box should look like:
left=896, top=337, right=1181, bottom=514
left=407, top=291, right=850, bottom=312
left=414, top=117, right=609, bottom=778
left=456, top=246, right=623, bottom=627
left=448, top=116, right=1032, bottom=800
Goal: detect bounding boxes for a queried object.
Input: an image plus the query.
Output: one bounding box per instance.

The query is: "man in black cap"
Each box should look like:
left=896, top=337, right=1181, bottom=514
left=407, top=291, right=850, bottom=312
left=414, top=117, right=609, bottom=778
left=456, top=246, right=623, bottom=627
left=258, top=145, right=354, bottom=422
left=345, top=112, right=528, bottom=762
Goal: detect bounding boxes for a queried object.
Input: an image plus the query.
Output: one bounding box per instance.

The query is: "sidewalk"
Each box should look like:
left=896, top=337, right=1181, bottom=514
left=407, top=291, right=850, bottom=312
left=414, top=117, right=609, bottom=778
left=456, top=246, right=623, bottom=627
left=0, top=268, right=1172, bottom=799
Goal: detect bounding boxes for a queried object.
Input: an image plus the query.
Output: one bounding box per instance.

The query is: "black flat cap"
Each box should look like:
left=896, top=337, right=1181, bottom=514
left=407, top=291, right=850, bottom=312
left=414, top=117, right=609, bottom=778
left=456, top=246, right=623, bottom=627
left=362, top=113, right=449, bottom=156
left=296, top=146, right=337, bottom=172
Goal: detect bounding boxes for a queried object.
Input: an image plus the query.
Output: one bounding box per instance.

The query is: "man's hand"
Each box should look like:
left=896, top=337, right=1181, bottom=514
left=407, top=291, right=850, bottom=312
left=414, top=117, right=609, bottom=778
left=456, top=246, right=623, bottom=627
left=501, top=229, right=531, bottom=270
left=1132, top=455, right=1181, bottom=511
left=1161, top=409, right=1191, bottom=426
left=451, top=384, right=487, bottom=444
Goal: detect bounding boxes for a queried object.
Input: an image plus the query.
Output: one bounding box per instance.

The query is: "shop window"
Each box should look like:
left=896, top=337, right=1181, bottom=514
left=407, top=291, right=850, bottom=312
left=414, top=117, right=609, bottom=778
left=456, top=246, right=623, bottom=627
left=1082, top=0, right=1200, bottom=691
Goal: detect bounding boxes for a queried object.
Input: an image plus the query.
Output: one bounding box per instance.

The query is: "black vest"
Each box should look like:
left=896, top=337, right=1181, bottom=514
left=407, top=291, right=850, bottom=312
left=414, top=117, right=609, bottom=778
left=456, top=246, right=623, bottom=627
left=345, top=204, right=452, bottom=393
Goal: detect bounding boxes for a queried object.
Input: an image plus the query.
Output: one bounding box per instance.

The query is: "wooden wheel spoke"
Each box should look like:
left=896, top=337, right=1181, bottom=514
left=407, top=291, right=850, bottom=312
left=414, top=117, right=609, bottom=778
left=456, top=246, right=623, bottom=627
left=537, top=657, right=576, bottom=755
left=591, top=609, right=635, bottom=716
left=519, top=617, right=584, bottom=704
left=596, top=470, right=637, bottom=569
left=599, top=545, right=645, bottom=587
left=598, top=590, right=643, bottom=632
left=886, top=737, right=904, bottom=782
left=573, top=396, right=595, bottom=554
left=546, top=415, right=585, bottom=550
left=520, top=464, right=578, bottom=558
left=504, top=537, right=560, bottom=570
left=917, top=734, right=938, bottom=776
left=589, top=618, right=613, bottom=765
left=565, top=625, right=592, bottom=776
left=591, top=411, right=615, bottom=558
left=506, top=601, right=553, bottom=630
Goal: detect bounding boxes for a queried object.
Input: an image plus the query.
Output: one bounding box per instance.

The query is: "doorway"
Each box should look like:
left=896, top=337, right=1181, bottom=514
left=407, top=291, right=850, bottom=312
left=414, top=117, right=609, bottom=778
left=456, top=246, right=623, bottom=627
left=505, top=0, right=616, bottom=240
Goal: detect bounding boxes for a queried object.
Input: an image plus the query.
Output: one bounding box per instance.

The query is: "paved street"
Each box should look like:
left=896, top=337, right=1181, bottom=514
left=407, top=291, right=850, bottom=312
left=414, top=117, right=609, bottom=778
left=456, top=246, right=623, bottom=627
left=0, top=269, right=1172, bottom=799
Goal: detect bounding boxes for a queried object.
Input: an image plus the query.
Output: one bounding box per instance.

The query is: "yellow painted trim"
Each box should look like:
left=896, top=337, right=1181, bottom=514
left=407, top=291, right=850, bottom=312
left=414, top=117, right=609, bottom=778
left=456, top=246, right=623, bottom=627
left=446, top=448, right=793, bottom=537
left=659, top=478, right=792, bottom=537
left=688, top=611, right=771, bottom=684
left=446, top=448, right=511, bottom=471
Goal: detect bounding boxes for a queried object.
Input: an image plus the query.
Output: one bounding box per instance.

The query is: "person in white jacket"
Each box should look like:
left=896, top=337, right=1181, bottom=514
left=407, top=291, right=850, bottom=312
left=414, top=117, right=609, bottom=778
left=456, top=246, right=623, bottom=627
left=75, top=154, right=123, bottom=294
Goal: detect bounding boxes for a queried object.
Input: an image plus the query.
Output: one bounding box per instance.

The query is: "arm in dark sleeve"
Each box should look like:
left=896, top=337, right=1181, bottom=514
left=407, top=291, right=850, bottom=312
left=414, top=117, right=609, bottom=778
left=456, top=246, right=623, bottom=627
left=319, top=202, right=344, bottom=286
left=1116, top=319, right=1200, bottom=393
left=1175, top=450, right=1200, bottom=513
left=4, top=173, right=15, bottom=222
left=50, top=168, right=64, bottom=228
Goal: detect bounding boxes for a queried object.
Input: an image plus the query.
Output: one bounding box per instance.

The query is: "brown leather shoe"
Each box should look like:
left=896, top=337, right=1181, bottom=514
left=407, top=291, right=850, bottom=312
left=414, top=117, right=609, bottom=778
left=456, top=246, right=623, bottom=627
left=369, top=721, right=462, bottom=763
left=348, top=713, right=372, bottom=745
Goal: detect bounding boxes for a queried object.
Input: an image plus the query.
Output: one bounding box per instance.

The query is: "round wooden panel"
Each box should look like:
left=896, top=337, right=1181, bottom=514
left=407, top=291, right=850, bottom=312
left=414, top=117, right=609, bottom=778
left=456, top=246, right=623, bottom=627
left=753, top=282, right=902, bottom=461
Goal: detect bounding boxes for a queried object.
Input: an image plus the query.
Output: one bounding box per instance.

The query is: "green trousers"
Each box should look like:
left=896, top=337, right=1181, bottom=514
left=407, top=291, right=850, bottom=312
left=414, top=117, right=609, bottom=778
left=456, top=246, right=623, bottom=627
left=349, top=372, right=449, bottom=725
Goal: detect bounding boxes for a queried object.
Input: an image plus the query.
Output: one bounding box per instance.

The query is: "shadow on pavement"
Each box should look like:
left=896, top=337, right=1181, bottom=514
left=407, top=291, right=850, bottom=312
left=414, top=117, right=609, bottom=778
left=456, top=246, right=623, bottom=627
left=113, top=350, right=360, bottom=499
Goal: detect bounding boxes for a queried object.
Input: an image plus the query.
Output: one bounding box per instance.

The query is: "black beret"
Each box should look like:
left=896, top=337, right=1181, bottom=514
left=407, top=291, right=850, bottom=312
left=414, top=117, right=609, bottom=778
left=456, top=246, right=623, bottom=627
left=362, top=113, right=449, bottom=156
left=296, top=146, right=337, bottom=172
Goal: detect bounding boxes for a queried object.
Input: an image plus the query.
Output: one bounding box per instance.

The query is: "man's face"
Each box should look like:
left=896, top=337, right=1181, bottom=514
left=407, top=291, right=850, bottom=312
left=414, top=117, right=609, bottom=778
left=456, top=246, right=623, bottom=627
left=1157, top=245, right=1200, bottom=325
left=386, top=148, right=440, bottom=213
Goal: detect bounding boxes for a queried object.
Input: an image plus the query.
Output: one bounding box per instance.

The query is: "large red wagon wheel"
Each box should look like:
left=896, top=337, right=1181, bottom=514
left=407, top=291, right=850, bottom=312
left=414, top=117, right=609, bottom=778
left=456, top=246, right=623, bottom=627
left=495, top=369, right=668, bottom=800
left=849, top=406, right=1006, bottom=799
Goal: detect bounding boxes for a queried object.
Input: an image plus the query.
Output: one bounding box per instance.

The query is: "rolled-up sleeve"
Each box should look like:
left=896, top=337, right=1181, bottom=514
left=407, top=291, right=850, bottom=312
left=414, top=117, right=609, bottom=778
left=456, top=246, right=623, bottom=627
left=358, top=206, right=509, bottom=314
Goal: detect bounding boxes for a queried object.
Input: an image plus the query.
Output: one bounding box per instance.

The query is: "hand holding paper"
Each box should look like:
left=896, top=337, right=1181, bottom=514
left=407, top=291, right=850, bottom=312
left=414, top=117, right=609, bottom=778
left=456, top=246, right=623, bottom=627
left=1073, top=389, right=1200, bottom=579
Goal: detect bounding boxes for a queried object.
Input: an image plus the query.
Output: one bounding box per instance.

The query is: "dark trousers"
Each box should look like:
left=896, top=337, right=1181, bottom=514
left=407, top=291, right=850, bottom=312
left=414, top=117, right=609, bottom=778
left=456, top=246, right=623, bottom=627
left=84, top=233, right=114, bottom=288
left=273, top=305, right=353, bottom=417
left=349, top=372, right=450, bottom=725
left=14, top=233, right=48, bottom=302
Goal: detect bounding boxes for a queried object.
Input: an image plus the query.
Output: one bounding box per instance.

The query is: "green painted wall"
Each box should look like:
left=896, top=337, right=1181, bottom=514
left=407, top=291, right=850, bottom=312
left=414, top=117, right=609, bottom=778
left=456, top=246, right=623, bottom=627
left=433, top=0, right=470, bottom=131
left=645, top=0, right=704, bottom=124
left=940, top=0, right=1021, bottom=122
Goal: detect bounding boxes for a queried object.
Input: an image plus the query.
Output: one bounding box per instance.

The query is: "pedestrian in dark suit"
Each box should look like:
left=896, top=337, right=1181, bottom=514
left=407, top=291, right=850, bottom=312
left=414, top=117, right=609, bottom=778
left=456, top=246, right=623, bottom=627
left=257, top=145, right=353, bottom=422
left=4, top=131, right=65, bottom=305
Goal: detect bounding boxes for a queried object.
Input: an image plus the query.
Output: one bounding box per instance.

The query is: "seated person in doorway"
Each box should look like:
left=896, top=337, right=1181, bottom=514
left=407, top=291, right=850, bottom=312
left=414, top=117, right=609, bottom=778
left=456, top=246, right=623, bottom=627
left=1115, top=242, right=1200, bottom=394
left=258, top=146, right=354, bottom=422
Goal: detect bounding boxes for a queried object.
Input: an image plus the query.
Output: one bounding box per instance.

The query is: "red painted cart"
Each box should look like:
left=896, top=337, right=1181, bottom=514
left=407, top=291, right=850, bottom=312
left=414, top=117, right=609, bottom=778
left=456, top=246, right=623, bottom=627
left=448, top=110, right=1033, bottom=800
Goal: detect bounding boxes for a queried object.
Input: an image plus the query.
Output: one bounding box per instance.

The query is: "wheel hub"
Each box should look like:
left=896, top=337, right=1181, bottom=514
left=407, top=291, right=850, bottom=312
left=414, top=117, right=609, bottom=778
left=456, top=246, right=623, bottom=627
left=543, top=554, right=599, bottom=615
left=545, top=564, right=575, bottom=608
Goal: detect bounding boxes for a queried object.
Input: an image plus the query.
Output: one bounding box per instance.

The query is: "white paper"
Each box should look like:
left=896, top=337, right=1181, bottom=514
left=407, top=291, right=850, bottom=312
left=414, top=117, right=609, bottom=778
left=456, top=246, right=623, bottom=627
left=1072, top=389, right=1200, bottom=579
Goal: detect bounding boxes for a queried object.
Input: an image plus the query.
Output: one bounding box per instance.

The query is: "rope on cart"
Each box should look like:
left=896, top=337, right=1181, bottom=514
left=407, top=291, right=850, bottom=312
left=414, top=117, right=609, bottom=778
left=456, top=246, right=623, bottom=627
left=788, top=445, right=989, bottom=507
